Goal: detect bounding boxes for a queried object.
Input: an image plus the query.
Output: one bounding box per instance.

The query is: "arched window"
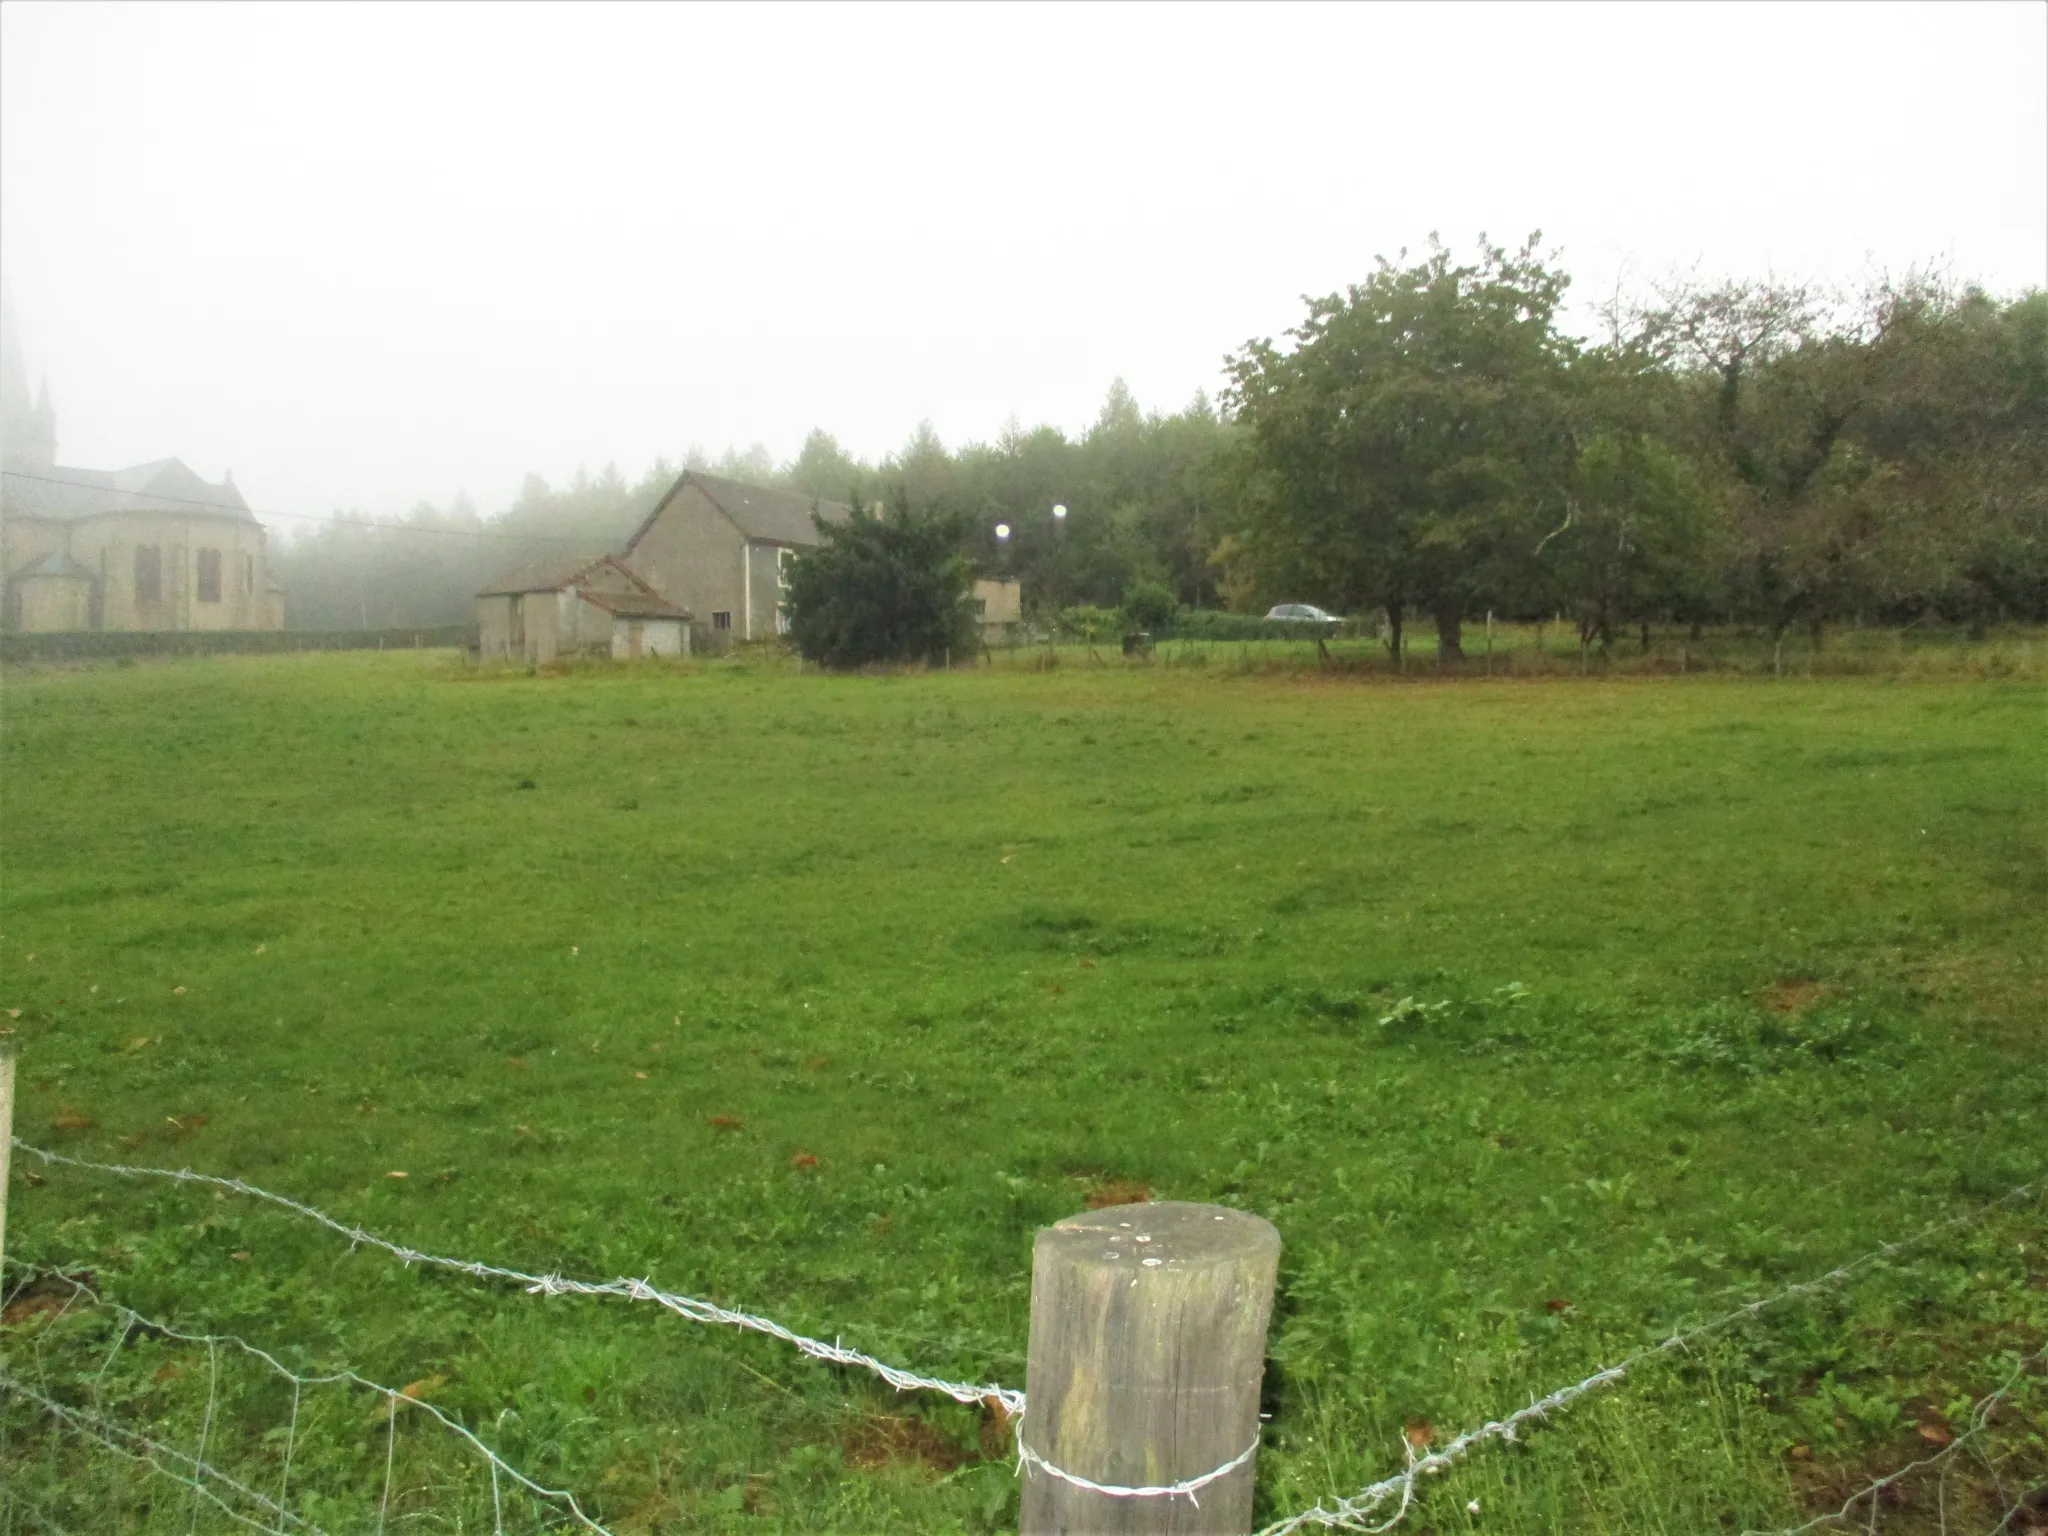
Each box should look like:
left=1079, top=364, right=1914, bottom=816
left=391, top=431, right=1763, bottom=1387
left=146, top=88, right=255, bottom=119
left=196, top=549, right=223, bottom=603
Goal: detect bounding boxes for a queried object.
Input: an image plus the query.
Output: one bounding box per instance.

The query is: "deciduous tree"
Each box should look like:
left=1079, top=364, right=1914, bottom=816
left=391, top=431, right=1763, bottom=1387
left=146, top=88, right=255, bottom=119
left=1224, top=235, right=1577, bottom=659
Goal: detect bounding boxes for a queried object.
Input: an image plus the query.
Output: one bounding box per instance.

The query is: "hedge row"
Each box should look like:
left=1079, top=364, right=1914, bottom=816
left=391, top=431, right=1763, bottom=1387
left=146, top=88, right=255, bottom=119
left=0, top=625, right=474, bottom=663
left=1166, top=610, right=1376, bottom=642
left=1050, top=607, right=1376, bottom=644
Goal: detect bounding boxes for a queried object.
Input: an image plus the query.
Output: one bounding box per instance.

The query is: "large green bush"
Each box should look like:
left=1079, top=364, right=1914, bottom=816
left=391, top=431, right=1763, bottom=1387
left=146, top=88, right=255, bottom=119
left=782, top=502, right=979, bottom=668
left=1118, top=580, right=1178, bottom=633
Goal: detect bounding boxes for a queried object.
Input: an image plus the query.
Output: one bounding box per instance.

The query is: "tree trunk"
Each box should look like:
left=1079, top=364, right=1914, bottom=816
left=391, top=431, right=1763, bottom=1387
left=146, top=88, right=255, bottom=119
left=1384, top=603, right=1404, bottom=665
left=1432, top=600, right=1464, bottom=662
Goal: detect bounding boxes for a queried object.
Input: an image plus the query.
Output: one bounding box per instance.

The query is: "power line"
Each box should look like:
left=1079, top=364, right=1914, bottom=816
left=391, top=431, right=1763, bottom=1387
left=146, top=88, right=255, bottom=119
left=0, top=467, right=627, bottom=548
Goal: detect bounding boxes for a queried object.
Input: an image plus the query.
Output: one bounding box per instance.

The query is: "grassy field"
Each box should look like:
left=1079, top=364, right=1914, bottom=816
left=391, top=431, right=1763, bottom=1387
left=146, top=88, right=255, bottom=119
left=2, top=648, right=2044, bottom=1533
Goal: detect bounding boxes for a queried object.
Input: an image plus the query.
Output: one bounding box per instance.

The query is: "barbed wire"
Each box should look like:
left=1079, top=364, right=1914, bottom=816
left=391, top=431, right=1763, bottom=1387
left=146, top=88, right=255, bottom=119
left=1252, top=1178, right=2044, bottom=1535
left=0, top=1261, right=613, bottom=1534
left=9, top=1139, right=1255, bottom=1503
left=1743, top=1344, right=2046, bottom=1536
left=14, top=1138, right=2040, bottom=1526
left=11, top=1137, right=1024, bottom=1418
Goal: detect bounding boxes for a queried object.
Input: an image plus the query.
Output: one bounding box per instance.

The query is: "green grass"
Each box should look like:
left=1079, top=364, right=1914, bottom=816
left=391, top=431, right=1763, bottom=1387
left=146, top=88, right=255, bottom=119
left=2, top=650, right=2044, bottom=1533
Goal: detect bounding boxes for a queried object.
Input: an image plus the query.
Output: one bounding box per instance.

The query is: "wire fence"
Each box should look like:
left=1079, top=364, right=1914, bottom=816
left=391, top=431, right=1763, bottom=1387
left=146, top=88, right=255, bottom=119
left=1, top=1262, right=612, bottom=1534
left=1744, top=1343, right=2046, bottom=1536
left=6, top=1136, right=2041, bottom=1533
left=1253, top=1179, right=2045, bottom=1535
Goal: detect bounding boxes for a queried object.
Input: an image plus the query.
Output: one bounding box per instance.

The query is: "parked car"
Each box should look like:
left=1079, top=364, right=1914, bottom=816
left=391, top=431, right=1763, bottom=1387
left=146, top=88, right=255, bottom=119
left=1264, top=603, right=1342, bottom=624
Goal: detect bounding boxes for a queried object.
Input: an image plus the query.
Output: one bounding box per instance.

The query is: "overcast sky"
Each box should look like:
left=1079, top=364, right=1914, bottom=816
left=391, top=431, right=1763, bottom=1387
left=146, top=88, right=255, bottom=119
left=2, top=1, right=2043, bottom=528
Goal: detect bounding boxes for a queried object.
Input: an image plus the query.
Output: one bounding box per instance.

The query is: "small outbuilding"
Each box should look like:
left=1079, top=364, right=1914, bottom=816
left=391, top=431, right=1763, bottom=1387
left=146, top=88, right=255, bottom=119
left=476, top=555, right=691, bottom=663
left=972, top=579, right=1023, bottom=641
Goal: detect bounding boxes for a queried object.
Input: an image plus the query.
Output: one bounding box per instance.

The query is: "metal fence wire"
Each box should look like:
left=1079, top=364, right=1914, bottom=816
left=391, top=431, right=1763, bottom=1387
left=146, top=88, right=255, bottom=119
left=6, top=1138, right=2040, bottom=1533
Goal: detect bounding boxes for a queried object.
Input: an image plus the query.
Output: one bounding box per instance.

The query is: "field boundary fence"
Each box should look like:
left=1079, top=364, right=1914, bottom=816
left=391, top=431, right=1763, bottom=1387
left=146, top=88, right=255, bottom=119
left=1748, top=1341, right=2046, bottom=1536
left=2, top=1263, right=611, bottom=1534
left=5, top=1135, right=2042, bottom=1534
left=0, top=623, right=474, bottom=664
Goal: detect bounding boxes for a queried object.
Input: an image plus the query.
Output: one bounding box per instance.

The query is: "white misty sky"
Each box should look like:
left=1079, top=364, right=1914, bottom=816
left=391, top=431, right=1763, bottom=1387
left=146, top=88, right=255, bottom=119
left=2, top=1, right=2043, bottom=527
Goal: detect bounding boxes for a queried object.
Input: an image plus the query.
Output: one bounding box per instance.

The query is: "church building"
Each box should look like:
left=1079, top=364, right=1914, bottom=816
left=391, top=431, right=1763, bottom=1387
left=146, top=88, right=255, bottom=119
left=0, top=300, right=284, bottom=634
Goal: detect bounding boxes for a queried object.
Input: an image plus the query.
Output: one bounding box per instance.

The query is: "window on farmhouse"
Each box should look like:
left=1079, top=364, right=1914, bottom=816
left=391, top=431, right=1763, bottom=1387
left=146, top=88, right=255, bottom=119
left=712, top=611, right=732, bottom=631
left=777, top=548, right=793, bottom=589
left=134, top=546, right=163, bottom=603
left=196, top=548, right=223, bottom=603
left=244, top=553, right=254, bottom=593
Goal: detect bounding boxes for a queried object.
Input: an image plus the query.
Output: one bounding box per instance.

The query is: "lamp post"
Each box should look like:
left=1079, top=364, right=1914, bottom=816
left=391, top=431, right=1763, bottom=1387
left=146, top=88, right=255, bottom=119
left=994, top=521, right=1012, bottom=575
left=1047, top=505, right=1068, bottom=607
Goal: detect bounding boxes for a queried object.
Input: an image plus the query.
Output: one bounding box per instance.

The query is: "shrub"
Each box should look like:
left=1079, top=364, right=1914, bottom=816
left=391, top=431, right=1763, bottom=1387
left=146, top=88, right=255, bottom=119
left=1055, top=606, right=1123, bottom=644
left=783, top=503, right=978, bottom=668
left=1119, top=581, right=1178, bottom=634
left=1170, top=610, right=1377, bottom=642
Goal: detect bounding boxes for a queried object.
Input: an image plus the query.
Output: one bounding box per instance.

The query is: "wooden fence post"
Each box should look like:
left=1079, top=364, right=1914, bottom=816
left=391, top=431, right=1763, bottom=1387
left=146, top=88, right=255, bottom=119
left=0, top=1042, right=14, bottom=1277
left=1020, top=1201, right=1280, bottom=1534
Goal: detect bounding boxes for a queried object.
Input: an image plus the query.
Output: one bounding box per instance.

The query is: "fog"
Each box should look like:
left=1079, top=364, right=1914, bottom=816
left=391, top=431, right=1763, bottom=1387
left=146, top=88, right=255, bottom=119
left=2, top=0, right=2042, bottom=526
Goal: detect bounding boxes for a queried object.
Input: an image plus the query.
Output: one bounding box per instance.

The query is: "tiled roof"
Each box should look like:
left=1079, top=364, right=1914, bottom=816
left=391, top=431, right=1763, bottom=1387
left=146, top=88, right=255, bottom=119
left=629, top=471, right=852, bottom=553
left=0, top=459, right=253, bottom=522
left=577, top=588, right=690, bottom=620
left=475, top=554, right=616, bottom=597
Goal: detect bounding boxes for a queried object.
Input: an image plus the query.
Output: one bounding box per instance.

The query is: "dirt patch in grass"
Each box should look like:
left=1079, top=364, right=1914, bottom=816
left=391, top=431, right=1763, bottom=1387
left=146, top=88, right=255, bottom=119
left=1084, top=1177, right=1154, bottom=1209
left=1, top=1273, right=92, bottom=1329
left=1763, top=978, right=1832, bottom=1014
left=2, top=1291, right=72, bottom=1328
left=843, top=1413, right=978, bottom=1476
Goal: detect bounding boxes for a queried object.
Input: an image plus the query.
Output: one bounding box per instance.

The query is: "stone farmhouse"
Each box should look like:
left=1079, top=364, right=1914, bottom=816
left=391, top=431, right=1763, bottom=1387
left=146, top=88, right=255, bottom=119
left=476, top=555, right=690, bottom=663
left=474, top=470, right=851, bottom=657
left=0, top=303, right=283, bottom=635
left=620, top=471, right=850, bottom=644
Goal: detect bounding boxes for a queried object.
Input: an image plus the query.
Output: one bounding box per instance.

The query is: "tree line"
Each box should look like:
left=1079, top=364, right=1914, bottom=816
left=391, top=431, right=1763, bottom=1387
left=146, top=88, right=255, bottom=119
left=274, top=240, right=2044, bottom=650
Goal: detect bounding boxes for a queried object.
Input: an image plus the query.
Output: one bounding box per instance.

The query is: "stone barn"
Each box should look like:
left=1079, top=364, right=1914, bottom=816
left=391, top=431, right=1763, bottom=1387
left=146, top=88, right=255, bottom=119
left=476, top=555, right=690, bottom=663
left=622, top=471, right=851, bottom=646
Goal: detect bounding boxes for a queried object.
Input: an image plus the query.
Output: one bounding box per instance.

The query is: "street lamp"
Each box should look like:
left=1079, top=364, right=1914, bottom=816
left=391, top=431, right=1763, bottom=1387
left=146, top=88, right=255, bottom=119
left=1051, top=503, right=1067, bottom=525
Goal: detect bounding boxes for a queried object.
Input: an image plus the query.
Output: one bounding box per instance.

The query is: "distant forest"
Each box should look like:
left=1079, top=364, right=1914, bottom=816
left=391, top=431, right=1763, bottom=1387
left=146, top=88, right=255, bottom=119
left=274, top=246, right=2046, bottom=647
